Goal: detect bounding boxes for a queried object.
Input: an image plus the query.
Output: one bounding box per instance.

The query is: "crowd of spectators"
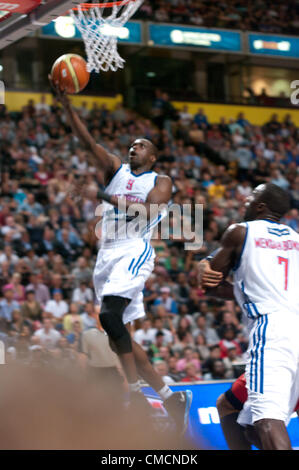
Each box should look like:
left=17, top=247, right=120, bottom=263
left=136, top=0, right=299, bottom=36
left=0, top=91, right=298, bottom=383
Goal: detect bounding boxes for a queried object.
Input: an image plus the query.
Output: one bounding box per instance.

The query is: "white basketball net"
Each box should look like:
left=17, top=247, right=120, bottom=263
left=70, top=0, right=144, bottom=73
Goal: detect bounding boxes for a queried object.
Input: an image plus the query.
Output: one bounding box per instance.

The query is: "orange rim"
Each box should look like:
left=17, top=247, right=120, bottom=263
left=72, top=0, right=136, bottom=10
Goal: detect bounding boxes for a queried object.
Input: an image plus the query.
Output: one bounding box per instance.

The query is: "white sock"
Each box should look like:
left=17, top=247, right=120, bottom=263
left=129, top=381, right=141, bottom=393
left=158, top=385, right=173, bottom=401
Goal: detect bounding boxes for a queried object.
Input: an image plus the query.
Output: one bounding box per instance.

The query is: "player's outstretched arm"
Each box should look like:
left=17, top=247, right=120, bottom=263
left=49, top=75, right=121, bottom=185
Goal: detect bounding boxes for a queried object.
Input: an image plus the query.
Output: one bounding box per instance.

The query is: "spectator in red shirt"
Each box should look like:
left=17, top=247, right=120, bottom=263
left=181, top=362, right=202, bottom=383
left=219, top=325, right=242, bottom=358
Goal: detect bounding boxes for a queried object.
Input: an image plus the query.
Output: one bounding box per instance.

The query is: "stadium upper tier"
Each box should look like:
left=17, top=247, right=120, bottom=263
left=136, top=0, right=299, bottom=37
left=0, top=0, right=299, bottom=51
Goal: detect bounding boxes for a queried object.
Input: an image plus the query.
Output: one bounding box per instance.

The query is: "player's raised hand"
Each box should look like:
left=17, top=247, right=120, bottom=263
left=48, top=74, right=70, bottom=107
left=197, top=259, right=223, bottom=291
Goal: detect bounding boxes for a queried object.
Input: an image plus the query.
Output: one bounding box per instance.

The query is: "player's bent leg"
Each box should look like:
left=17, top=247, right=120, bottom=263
left=127, top=325, right=192, bottom=435
left=99, top=295, right=138, bottom=385
left=244, top=426, right=263, bottom=450
left=130, top=334, right=166, bottom=392
left=100, top=296, right=131, bottom=354
left=216, top=393, right=235, bottom=417
left=254, top=418, right=292, bottom=450
left=216, top=394, right=252, bottom=450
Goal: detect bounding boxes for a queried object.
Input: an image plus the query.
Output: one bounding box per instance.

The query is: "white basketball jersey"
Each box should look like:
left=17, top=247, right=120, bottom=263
left=100, top=163, right=167, bottom=246
left=233, top=219, right=299, bottom=317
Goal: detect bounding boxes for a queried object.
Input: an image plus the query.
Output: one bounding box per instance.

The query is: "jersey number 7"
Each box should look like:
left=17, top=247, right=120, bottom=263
left=278, top=256, right=289, bottom=291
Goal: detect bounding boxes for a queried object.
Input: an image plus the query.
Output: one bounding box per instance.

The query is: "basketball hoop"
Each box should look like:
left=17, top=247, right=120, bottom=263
left=70, top=0, right=144, bottom=73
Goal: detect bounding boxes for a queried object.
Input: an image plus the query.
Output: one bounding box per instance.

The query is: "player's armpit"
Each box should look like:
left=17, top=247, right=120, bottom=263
left=210, top=224, right=247, bottom=278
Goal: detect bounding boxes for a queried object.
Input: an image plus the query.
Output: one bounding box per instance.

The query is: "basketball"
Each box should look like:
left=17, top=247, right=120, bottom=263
left=50, top=54, right=90, bottom=94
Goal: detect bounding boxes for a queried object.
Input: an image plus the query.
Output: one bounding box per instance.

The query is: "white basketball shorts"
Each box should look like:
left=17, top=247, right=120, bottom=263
left=238, top=311, right=299, bottom=426
left=93, top=239, right=155, bottom=325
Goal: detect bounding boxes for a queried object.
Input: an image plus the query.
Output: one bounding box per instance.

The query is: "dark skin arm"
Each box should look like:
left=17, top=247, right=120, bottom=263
left=205, top=280, right=235, bottom=300
left=199, top=224, right=247, bottom=300
left=209, top=224, right=246, bottom=276
left=49, top=76, right=120, bottom=186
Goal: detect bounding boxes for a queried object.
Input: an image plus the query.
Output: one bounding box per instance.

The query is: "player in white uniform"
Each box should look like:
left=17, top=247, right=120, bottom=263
left=93, top=162, right=165, bottom=325
left=51, top=81, right=192, bottom=435
left=198, top=183, right=299, bottom=450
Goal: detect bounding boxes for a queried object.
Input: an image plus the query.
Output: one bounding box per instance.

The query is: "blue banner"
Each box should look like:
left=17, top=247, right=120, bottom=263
left=248, top=33, right=299, bottom=58
left=142, top=382, right=299, bottom=450
left=149, top=24, right=242, bottom=52
left=41, top=17, right=142, bottom=44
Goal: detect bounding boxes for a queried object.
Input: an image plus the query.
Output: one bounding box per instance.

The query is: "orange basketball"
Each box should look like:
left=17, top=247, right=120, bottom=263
left=51, top=54, right=90, bottom=94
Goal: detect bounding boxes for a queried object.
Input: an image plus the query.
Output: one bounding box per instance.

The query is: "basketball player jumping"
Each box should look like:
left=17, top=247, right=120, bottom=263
left=49, top=78, right=192, bottom=434
left=198, top=183, right=299, bottom=450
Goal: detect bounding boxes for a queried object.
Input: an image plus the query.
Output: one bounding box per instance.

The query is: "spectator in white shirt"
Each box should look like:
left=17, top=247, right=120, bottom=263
left=179, top=105, right=193, bottom=128
left=77, top=101, right=90, bottom=119
left=44, top=289, right=69, bottom=320
left=236, top=181, right=253, bottom=199
left=1, top=216, right=22, bottom=240
left=33, top=318, right=62, bottom=350
left=0, top=245, right=19, bottom=267
left=35, top=95, right=50, bottom=114
left=72, top=281, right=93, bottom=305
left=148, top=317, right=173, bottom=345
left=70, top=149, right=89, bottom=174
left=133, top=318, right=154, bottom=351
left=263, top=142, right=275, bottom=161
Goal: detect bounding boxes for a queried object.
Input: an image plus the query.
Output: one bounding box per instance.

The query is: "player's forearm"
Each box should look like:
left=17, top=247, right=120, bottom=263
left=103, top=193, right=159, bottom=219
left=64, top=103, right=120, bottom=182
left=64, top=102, right=97, bottom=152
left=205, top=281, right=234, bottom=300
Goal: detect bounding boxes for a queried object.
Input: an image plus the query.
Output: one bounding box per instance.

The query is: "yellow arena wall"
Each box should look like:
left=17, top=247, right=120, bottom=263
left=4, top=91, right=123, bottom=112
left=172, top=101, right=299, bottom=126
left=4, top=91, right=299, bottom=126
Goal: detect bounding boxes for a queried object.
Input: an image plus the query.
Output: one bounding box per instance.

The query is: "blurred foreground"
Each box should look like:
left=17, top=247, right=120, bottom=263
left=0, top=365, right=196, bottom=450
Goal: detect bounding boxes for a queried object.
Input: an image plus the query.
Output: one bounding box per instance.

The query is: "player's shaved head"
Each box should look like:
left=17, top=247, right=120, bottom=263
left=245, top=183, right=290, bottom=221
left=256, top=183, right=290, bottom=217
left=147, top=140, right=158, bottom=159
left=138, top=138, right=158, bottom=159
left=129, top=138, right=158, bottom=171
